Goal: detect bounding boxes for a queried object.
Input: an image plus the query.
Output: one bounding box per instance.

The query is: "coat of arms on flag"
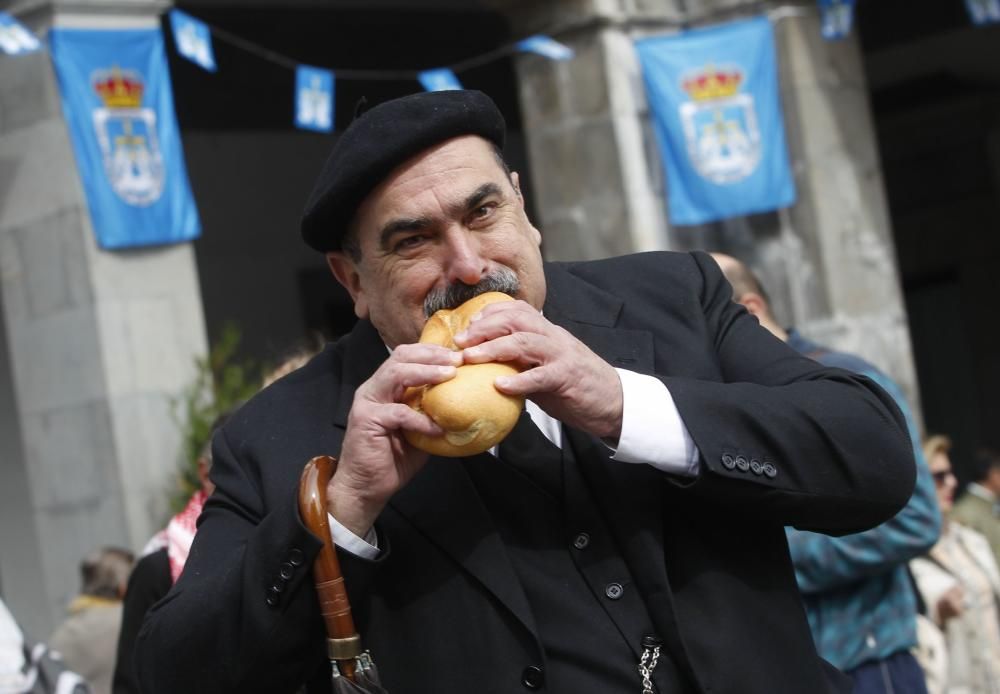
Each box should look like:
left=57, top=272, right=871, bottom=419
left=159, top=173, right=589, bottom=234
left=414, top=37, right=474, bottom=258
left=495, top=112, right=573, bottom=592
left=678, top=65, right=760, bottom=185
left=91, top=66, right=165, bottom=206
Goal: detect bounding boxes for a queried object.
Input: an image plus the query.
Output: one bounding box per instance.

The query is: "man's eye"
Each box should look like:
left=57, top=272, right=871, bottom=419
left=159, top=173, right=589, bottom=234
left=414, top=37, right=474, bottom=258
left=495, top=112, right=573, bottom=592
left=394, top=235, right=426, bottom=252
left=471, top=203, right=496, bottom=221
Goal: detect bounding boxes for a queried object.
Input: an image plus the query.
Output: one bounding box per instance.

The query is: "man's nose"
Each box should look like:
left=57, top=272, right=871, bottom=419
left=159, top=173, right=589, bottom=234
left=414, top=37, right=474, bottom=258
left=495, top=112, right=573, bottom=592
left=443, top=229, right=487, bottom=286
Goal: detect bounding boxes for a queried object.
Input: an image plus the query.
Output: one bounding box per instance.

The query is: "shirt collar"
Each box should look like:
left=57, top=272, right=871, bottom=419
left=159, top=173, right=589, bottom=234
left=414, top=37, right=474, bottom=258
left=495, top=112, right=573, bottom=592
left=967, top=482, right=997, bottom=503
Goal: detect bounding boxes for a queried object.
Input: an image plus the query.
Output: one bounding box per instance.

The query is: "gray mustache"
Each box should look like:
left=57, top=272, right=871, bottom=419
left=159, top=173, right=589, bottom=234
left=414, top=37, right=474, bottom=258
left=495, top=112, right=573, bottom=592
left=423, top=267, right=520, bottom=318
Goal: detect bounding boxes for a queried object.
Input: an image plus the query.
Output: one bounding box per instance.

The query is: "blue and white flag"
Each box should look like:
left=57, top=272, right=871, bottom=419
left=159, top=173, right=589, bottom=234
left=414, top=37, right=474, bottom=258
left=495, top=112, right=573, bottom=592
left=169, top=9, right=216, bottom=72
left=49, top=27, right=201, bottom=249
left=418, top=68, right=462, bottom=92
left=295, top=65, right=334, bottom=133
left=965, top=0, right=1000, bottom=25
left=636, top=17, right=796, bottom=226
left=0, top=12, right=42, bottom=55
left=818, top=0, right=855, bottom=40
left=516, top=35, right=574, bottom=61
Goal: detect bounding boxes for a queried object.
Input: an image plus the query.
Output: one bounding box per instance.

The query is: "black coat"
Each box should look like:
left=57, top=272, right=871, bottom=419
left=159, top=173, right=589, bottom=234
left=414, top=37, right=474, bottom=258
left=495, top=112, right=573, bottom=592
left=137, top=251, right=915, bottom=693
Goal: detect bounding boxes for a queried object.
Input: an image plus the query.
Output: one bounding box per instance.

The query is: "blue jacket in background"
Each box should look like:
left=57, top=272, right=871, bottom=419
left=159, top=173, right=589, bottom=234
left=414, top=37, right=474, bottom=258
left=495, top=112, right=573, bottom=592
left=785, top=329, right=941, bottom=671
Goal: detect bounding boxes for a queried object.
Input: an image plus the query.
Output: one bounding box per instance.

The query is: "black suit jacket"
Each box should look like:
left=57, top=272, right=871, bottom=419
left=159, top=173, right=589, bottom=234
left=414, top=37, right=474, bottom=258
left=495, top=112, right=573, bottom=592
left=136, top=251, right=915, bottom=693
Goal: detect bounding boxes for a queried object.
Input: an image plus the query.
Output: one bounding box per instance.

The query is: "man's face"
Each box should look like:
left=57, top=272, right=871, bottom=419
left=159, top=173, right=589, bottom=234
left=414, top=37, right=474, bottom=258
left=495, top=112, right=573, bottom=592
left=326, top=135, right=545, bottom=348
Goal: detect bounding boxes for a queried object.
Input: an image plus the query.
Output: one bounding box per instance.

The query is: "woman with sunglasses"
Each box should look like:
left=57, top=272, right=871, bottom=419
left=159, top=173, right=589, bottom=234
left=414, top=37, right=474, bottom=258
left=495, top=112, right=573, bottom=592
left=911, top=434, right=1000, bottom=694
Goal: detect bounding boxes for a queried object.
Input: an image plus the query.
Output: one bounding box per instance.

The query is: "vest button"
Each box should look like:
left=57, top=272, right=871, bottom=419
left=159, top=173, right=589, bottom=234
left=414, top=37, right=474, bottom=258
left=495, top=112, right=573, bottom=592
left=605, top=582, right=624, bottom=600
left=521, top=665, right=544, bottom=689
left=573, top=533, right=590, bottom=550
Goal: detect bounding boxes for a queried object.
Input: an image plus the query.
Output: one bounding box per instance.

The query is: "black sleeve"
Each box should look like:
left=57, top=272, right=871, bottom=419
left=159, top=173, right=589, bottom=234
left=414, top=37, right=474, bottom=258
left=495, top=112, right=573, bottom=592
left=113, top=548, right=171, bottom=694
left=663, top=251, right=916, bottom=534
left=134, top=427, right=328, bottom=694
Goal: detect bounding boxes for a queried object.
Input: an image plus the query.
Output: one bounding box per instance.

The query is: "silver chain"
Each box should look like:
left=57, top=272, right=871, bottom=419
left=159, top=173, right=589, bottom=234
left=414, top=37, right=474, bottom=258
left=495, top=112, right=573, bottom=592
left=638, top=642, right=661, bottom=694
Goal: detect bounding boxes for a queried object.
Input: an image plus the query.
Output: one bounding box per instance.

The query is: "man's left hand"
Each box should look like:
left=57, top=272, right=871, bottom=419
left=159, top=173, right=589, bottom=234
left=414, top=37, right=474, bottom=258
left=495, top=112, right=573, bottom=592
left=454, top=299, right=623, bottom=441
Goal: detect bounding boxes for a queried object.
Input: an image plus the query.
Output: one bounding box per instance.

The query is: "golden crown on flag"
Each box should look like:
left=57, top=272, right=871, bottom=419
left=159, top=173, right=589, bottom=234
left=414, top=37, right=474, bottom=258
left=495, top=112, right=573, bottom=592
left=93, top=66, right=144, bottom=108
left=682, top=66, right=743, bottom=101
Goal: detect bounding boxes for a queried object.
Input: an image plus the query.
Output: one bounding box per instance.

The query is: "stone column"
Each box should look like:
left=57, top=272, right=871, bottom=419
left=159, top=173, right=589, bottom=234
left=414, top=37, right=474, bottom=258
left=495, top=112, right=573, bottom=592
left=495, top=0, right=920, bottom=411
left=497, top=0, right=674, bottom=260
left=772, top=8, right=921, bottom=411
left=0, top=0, right=207, bottom=636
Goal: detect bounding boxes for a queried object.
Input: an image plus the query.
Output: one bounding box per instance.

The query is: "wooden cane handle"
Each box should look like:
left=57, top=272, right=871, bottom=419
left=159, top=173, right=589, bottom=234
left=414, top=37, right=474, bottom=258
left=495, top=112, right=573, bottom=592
left=298, top=455, right=359, bottom=680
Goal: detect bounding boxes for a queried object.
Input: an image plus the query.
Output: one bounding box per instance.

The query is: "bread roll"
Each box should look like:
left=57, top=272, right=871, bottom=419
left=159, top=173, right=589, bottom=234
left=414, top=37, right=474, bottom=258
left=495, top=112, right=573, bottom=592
left=404, top=292, right=524, bottom=457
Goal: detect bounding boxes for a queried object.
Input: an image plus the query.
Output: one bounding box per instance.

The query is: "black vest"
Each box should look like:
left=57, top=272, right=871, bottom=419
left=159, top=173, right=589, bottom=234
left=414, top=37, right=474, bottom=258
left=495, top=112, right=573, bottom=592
left=463, top=413, right=689, bottom=693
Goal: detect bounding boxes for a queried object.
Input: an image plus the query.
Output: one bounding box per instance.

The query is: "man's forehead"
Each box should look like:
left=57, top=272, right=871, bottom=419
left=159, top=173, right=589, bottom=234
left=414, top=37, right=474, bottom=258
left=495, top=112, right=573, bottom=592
left=355, top=137, right=505, bottom=229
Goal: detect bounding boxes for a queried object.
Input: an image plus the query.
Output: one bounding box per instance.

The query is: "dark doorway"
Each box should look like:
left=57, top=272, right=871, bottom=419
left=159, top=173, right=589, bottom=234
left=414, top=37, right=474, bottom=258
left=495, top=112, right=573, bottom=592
left=859, top=2, right=1000, bottom=479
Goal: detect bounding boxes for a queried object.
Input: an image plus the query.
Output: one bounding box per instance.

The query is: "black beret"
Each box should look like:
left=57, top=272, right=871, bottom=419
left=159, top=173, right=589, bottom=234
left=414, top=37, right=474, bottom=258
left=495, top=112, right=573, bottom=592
left=301, top=90, right=506, bottom=252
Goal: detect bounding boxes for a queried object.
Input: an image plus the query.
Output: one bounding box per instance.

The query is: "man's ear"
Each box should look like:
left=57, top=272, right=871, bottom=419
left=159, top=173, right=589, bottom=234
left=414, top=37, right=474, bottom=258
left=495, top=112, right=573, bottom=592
left=325, top=252, right=369, bottom=319
left=739, top=292, right=767, bottom=319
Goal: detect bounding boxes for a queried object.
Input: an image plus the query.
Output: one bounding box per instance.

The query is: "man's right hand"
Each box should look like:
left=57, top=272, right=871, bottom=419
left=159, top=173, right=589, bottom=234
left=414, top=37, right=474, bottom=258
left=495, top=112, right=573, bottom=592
left=325, top=343, right=461, bottom=538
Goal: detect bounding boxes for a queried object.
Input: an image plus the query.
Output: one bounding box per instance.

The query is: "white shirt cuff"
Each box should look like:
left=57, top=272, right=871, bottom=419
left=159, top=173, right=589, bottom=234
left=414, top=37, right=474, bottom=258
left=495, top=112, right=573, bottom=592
left=328, top=513, right=380, bottom=560
left=611, top=368, right=700, bottom=477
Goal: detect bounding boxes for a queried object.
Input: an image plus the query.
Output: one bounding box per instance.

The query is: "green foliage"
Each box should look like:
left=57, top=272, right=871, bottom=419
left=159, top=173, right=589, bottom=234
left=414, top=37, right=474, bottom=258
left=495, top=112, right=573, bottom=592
left=170, top=323, right=263, bottom=512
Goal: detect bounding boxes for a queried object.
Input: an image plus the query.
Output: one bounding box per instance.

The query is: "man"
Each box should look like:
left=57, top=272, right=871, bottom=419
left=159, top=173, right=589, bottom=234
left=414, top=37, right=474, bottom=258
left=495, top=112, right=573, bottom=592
left=137, top=91, right=916, bottom=693
left=950, top=447, right=1000, bottom=563
left=712, top=253, right=940, bottom=693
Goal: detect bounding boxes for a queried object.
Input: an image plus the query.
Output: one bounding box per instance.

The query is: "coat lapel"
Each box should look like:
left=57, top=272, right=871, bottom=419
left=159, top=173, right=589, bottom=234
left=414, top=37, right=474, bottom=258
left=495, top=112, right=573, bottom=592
left=388, top=455, right=539, bottom=638
left=331, top=319, right=390, bottom=428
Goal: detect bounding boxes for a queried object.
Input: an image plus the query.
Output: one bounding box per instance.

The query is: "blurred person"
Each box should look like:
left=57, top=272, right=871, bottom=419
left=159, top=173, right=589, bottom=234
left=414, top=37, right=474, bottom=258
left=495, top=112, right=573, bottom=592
left=261, top=340, right=322, bottom=389
left=0, top=598, right=23, bottom=692
left=1, top=596, right=90, bottom=694
left=911, top=435, right=1000, bottom=693
left=712, top=253, right=940, bottom=694
left=49, top=548, right=134, bottom=694
left=135, top=90, right=917, bottom=693
left=950, top=447, right=1000, bottom=565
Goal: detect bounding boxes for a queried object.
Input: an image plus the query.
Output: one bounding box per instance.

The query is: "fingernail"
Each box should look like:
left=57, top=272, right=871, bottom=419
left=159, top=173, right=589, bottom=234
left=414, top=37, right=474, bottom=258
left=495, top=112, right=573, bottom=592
left=454, top=331, right=468, bottom=343
left=495, top=376, right=511, bottom=388
left=469, top=312, right=482, bottom=322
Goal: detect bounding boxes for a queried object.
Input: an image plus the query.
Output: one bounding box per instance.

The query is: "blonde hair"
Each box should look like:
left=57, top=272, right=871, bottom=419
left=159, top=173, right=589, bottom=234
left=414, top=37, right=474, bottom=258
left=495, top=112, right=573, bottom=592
left=923, top=434, right=953, bottom=464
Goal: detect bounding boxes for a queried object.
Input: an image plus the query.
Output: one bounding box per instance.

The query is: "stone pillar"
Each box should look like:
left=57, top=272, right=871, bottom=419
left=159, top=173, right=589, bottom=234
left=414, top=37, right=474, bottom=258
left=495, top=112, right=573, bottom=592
left=499, top=0, right=673, bottom=260
left=0, top=0, right=207, bottom=636
left=772, top=9, right=921, bottom=411
left=496, top=0, right=920, bottom=412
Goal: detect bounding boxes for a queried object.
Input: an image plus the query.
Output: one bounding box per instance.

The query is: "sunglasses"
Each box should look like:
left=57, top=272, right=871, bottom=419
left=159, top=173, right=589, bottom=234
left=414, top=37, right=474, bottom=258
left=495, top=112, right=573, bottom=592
left=932, top=470, right=955, bottom=485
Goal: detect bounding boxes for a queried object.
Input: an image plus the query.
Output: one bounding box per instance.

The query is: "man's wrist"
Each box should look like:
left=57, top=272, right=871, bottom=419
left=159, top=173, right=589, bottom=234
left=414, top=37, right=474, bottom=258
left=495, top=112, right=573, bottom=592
left=326, top=476, right=383, bottom=538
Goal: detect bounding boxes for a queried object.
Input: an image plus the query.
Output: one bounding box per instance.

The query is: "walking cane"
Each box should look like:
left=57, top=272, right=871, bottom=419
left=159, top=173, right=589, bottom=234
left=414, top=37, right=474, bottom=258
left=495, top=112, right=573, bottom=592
left=298, top=455, right=387, bottom=693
